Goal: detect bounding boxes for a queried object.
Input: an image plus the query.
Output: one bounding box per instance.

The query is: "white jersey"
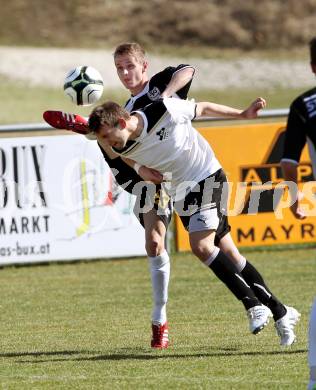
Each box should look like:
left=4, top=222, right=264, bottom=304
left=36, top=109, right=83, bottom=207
left=113, top=98, right=221, bottom=200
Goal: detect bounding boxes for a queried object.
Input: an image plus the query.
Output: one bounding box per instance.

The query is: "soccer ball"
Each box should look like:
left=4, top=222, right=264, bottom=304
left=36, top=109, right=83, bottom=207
left=63, top=66, right=104, bottom=106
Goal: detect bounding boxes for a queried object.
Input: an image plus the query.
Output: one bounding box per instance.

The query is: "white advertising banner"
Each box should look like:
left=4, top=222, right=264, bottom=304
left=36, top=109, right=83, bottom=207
left=0, top=134, right=146, bottom=265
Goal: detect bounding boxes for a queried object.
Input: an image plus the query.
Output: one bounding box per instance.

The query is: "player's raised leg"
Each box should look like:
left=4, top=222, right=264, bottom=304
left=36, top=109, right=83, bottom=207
left=218, top=232, right=300, bottom=345
left=189, top=228, right=270, bottom=335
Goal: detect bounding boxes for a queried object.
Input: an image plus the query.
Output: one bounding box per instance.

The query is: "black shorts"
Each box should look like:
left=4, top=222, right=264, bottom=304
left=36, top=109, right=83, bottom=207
left=177, top=169, right=231, bottom=246
left=133, top=183, right=172, bottom=229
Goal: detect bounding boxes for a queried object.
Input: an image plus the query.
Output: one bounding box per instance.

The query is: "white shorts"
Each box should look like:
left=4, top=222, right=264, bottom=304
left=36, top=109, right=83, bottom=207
left=188, top=208, right=219, bottom=232
left=176, top=169, right=231, bottom=245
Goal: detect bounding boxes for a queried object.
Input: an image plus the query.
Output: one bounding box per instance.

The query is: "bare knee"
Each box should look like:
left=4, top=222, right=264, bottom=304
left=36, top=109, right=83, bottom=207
left=219, top=246, right=246, bottom=270
left=189, top=230, right=216, bottom=262
left=218, top=236, right=245, bottom=266
left=224, top=247, right=243, bottom=263
left=190, top=240, right=215, bottom=262
left=146, top=231, right=165, bottom=257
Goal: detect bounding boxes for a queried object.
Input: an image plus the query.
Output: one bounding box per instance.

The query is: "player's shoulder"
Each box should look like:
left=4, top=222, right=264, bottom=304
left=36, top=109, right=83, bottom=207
left=131, top=99, right=169, bottom=133
left=301, top=86, right=316, bottom=98
left=138, top=98, right=166, bottom=117
left=289, top=87, right=316, bottom=120
left=142, top=97, right=190, bottom=113
left=150, top=64, right=192, bottom=82
left=163, top=96, right=193, bottom=109
left=148, top=67, right=172, bottom=87
left=291, top=86, right=316, bottom=107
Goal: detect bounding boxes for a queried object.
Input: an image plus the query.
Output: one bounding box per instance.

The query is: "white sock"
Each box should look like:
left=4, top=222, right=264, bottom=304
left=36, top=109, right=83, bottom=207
left=148, top=250, right=170, bottom=325
left=203, top=247, right=219, bottom=267
left=234, top=255, right=247, bottom=273
left=309, top=298, right=316, bottom=389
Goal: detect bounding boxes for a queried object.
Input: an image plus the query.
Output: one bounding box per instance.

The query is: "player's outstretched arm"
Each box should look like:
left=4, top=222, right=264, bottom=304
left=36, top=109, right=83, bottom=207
left=195, top=97, right=266, bottom=119
left=240, top=97, right=267, bottom=119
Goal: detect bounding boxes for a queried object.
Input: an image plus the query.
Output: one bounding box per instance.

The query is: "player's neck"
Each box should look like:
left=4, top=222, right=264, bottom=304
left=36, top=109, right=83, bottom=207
left=130, top=76, right=149, bottom=96
left=129, top=114, right=144, bottom=139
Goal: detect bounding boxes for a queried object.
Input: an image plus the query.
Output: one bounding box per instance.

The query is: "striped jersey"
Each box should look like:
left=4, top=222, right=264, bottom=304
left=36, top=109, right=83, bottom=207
left=98, top=65, right=194, bottom=193
left=282, top=86, right=316, bottom=175
left=113, top=98, right=221, bottom=200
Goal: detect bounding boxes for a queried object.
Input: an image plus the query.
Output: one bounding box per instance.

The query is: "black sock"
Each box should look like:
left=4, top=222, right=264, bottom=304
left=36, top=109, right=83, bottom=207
left=241, top=261, right=286, bottom=321
left=209, top=250, right=261, bottom=310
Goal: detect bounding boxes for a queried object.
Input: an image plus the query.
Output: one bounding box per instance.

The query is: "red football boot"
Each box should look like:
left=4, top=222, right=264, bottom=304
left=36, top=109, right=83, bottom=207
left=151, top=322, right=169, bottom=349
left=43, top=110, right=89, bottom=135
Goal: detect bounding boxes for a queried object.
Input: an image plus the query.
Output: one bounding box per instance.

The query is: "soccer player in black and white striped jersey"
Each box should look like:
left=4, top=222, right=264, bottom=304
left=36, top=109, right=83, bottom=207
left=89, top=95, right=300, bottom=347
left=280, top=36, right=316, bottom=390
left=111, top=43, right=195, bottom=348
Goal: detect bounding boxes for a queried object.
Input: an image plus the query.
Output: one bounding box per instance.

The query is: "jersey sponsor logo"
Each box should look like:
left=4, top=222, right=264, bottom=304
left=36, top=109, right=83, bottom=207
left=236, top=223, right=316, bottom=243
left=156, top=127, right=169, bottom=141
left=147, top=87, right=161, bottom=101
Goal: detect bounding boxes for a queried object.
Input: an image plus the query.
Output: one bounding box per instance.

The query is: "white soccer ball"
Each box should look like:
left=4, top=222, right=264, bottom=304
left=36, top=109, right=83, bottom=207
left=63, top=66, right=104, bottom=106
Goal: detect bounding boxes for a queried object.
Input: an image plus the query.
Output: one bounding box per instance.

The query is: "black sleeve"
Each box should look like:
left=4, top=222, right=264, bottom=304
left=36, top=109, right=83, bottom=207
left=151, top=64, right=194, bottom=99
left=282, top=98, right=308, bottom=163
left=172, top=64, right=195, bottom=99
left=97, top=143, right=140, bottom=193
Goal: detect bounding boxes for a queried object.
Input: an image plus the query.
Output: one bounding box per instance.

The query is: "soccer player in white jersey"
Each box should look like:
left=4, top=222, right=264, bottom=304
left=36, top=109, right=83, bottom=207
left=280, top=36, right=316, bottom=390
left=88, top=96, right=300, bottom=346
left=44, top=42, right=195, bottom=349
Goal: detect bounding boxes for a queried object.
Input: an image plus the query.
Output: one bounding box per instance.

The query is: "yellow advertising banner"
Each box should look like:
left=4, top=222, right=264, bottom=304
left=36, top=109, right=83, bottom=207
left=175, top=121, right=316, bottom=250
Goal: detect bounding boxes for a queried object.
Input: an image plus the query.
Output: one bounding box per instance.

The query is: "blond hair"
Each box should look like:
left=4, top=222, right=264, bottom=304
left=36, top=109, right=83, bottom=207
left=113, top=42, right=146, bottom=63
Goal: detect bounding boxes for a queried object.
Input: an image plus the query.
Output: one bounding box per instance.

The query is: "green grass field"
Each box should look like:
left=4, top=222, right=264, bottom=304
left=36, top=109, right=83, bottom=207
left=0, top=248, right=314, bottom=389
left=0, top=49, right=314, bottom=389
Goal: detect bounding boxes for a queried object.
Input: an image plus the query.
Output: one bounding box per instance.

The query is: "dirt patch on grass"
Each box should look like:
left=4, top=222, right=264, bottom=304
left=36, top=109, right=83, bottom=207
left=0, top=46, right=314, bottom=91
